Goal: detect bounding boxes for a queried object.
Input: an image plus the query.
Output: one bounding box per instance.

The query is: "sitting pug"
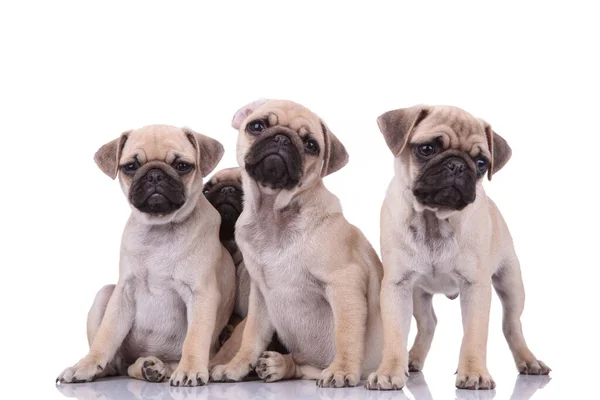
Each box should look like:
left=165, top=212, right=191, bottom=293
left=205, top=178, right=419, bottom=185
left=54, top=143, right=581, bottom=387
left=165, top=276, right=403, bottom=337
left=56, top=125, right=236, bottom=387
left=210, top=99, right=383, bottom=388
left=366, top=105, right=550, bottom=391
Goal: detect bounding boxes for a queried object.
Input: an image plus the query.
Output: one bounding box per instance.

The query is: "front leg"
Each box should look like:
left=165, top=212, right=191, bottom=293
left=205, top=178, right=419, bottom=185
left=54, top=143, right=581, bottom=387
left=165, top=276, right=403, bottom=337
left=318, top=270, right=368, bottom=388
left=210, top=280, right=274, bottom=382
left=57, top=281, right=134, bottom=383
left=456, top=277, right=495, bottom=390
left=170, top=271, right=221, bottom=387
left=365, top=272, right=414, bottom=390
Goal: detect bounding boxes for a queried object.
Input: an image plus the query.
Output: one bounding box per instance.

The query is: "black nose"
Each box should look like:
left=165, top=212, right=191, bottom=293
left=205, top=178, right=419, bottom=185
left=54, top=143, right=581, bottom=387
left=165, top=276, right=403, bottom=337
left=445, top=158, right=465, bottom=174
left=220, top=186, right=236, bottom=195
left=273, top=134, right=291, bottom=147
left=145, top=168, right=166, bottom=184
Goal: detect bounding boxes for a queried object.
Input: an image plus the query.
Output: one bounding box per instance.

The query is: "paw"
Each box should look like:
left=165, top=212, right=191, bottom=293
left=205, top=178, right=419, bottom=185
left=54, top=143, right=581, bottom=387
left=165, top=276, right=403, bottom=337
left=170, top=366, right=209, bottom=387
left=139, top=357, right=168, bottom=382
left=516, top=359, right=551, bottom=375
left=210, top=359, right=252, bottom=382
left=256, top=351, right=286, bottom=383
left=364, top=369, right=408, bottom=390
left=56, top=357, right=104, bottom=383
left=408, top=358, right=424, bottom=372
left=317, top=365, right=360, bottom=388
left=456, top=370, right=496, bottom=390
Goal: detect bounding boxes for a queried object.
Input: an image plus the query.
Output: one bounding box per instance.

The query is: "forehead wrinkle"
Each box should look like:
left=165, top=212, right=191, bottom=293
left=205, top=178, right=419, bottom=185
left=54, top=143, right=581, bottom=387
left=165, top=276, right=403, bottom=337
left=267, top=112, right=279, bottom=126
left=411, top=130, right=451, bottom=148
left=432, top=124, right=460, bottom=148
left=470, top=142, right=491, bottom=158
left=463, top=132, right=485, bottom=150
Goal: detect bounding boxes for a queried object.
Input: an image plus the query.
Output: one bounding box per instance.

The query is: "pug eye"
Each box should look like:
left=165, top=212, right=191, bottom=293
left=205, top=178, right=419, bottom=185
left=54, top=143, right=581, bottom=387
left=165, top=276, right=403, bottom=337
left=476, top=158, right=488, bottom=174
left=203, top=189, right=209, bottom=195
left=121, top=162, right=139, bottom=174
left=247, top=120, right=266, bottom=134
left=304, top=138, right=320, bottom=155
left=174, top=162, right=192, bottom=174
left=417, top=144, right=437, bottom=158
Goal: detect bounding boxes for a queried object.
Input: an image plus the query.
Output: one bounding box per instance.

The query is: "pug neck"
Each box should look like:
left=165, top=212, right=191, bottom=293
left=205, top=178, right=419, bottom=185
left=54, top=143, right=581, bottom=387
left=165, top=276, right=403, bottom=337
left=241, top=170, right=339, bottom=220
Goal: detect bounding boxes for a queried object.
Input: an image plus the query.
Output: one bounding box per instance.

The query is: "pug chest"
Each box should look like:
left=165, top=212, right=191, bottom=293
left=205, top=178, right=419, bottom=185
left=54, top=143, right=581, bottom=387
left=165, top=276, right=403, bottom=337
left=407, top=210, right=461, bottom=291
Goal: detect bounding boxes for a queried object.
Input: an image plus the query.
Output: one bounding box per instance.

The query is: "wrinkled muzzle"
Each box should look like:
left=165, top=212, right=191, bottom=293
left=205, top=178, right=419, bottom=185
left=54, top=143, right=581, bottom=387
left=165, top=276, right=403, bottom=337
left=413, top=156, right=476, bottom=210
left=244, top=132, right=303, bottom=190
left=129, top=165, right=186, bottom=215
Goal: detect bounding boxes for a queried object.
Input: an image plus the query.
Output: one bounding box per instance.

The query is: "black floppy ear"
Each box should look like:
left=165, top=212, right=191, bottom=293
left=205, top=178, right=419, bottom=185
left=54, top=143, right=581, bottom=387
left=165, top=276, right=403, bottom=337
left=184, top=129, right=225, bottom=178
left=483, top=122, right=512, bottom=180
left=377, top=105, right=429, bottom=156
left=320, top=121, right=349, bottom=177
left=94, top=132, right=129, bottom=179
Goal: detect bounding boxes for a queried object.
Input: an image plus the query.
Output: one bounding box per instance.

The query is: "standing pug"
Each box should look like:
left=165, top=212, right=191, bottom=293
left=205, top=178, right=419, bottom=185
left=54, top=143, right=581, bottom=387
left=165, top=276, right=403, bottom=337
left=57, top=125, right=236, bottom=387
left=366, top=105, right=550, bottom=391
left=210, top=99, right=383, bottom=387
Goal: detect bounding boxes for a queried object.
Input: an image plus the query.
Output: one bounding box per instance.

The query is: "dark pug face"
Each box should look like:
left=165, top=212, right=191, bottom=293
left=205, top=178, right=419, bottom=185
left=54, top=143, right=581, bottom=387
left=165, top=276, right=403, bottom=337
left=203, top=170, right=243, bottom=241
left=243, top=125, right=306, bottom=190
left=410, top=142, right=485, bottom=210
left=127, top=161, right=187, bottom=215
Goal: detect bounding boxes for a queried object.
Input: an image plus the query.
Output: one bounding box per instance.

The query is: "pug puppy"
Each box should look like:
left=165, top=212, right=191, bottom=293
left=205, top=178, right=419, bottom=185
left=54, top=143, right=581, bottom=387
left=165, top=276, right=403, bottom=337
left=203, top=167, right=248, bottom=319
left=210, top=99, right=383, bottom=388
left=56, top=125, right=236, bottom=387
left=366, top=106, right=550, bottom=391
left=204, top=167, right=289, bottom=370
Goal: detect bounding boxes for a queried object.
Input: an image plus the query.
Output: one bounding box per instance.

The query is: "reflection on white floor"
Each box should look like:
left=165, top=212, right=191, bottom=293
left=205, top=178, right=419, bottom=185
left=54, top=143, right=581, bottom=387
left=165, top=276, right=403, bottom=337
left=56, top=373, right=551, bottom=400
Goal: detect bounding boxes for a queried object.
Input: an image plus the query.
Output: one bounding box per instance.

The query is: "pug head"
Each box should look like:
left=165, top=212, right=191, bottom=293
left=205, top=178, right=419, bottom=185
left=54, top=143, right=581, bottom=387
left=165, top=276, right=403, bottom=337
left=94, top=125, right=224, bottom=225
left=378, top=105, right=512, bottom=214
left=231, top=99, right=349, bottom=193
left=203, top=167, right=243, bottom=241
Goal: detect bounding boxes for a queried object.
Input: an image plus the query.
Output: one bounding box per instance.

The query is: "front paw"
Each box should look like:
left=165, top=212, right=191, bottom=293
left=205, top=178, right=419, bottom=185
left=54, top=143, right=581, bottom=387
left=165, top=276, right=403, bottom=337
left=56, top=357, right=104, bottom=383
left=317, top=365, right=360, bottom=388
left=456, top=369, right=496, bottom=390
left=516, top=359, right=551, bottom=375
left=210, top=359, right=252, bottom=382
left=364, top=368, right=408, bottom=391
left=170, top=366, right=209, bottom=387
left=408, top=358, right=424, bottom=372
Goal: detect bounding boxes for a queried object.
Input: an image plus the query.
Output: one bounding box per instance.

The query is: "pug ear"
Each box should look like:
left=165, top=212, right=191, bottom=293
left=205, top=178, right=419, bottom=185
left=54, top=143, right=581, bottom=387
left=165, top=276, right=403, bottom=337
left=94, top=132, right=130, bottom=179
left=377, top=105, right=429, bottom=156
left=184, top=129, right=225, bottom=178
left=321, top=121, right=349, bottom=177
left=483, top=122, right=512, bottom=180
left=232, top=98, right=269, bottom=130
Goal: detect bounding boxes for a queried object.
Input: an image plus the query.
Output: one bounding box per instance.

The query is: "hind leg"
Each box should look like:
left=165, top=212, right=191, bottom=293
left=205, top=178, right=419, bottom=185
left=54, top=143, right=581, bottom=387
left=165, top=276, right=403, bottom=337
left=127, top=356, right=178, bottom=382
left=408, top=286, right=437, bottom=372
left=255, top=351, right=321, bottom=382
left=493, top=258, right=550, bottom=375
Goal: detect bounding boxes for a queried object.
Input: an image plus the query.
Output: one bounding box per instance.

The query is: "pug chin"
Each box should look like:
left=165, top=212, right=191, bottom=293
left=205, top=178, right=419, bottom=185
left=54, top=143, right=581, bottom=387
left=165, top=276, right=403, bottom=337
left=411, top=181, right=477, bottom=220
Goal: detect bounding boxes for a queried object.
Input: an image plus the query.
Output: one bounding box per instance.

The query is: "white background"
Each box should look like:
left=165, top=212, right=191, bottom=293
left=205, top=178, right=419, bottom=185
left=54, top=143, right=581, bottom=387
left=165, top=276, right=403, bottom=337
left=1, top=1, right=598, bottom=399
